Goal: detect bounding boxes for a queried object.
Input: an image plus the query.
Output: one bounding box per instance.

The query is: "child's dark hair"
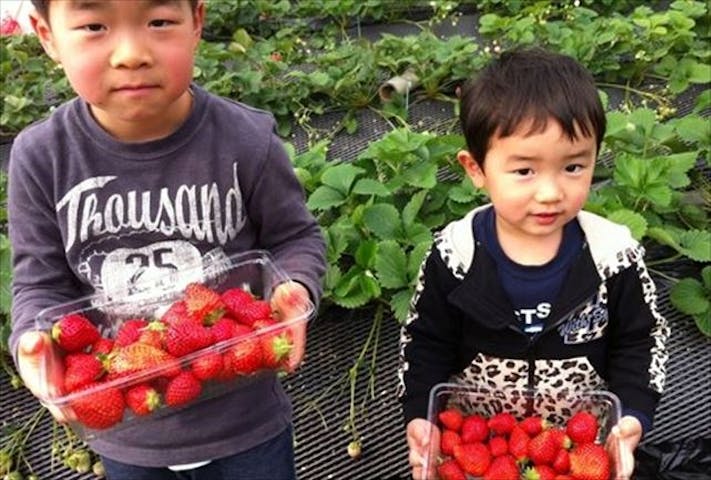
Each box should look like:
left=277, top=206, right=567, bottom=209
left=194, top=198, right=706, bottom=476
left=31, top=0, right=200, bottom=22
left=459, top=47, right=606, bottom=167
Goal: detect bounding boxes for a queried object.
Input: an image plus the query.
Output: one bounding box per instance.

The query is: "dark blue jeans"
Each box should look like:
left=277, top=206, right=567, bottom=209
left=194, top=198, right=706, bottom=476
left=101, top=426, right=296, bottom=480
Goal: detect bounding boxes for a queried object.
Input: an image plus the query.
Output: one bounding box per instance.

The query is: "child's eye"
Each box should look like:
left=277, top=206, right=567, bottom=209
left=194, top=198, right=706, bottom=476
left=80, top=23, right=106, bottom=32
left=149, top=19, right=176, bottom=28
left=565, top=164, right=585, bottom=173
left=514, top=168, right=534, bottom=176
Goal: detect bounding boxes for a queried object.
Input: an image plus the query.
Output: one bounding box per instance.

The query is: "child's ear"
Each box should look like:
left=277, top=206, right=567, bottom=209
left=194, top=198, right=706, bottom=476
left=457, top=150, right=486, bottom=189
left=29, top=12, right=60, bottom=64
left=192, top=1, right=206, bottom=47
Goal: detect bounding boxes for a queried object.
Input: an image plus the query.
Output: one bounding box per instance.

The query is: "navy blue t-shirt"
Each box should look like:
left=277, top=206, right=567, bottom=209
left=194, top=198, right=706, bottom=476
left=474, top=207, right=584, bottom=334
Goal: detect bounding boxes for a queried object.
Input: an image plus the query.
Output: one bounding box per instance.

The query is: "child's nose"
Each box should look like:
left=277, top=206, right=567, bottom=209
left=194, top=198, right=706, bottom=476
left=534, top=178, right=563, bottom=203
left=110, top=35, right=152, bottom=69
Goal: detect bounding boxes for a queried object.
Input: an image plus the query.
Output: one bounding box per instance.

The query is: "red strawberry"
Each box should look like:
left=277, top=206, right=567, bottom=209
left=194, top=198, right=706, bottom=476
left=520, top=415, right=547, bottom=436
left=253, top=319, right=293, bottom=369
left=165, top=322, right=214, bottom=358
left=552, top=448, right=570, bottom=474
left=184, top=283, right=224, bottom=324
left=509, top=425, right=530, bottom=461
left=235, top=299, right=272, bottom=327
left=108, top=343, right=181, bottom=379
left=484, top=455, right=519, bottom=480
left=0, top=16, right=22, bottom=36
left=161, top=300, right=193, bottom=326
left=90, top=337, right=114, bottom=355
left=438, top=408, right=464, bottom=432
left=52, top=314, right=100, bottom=352
left=528, top=429, right=562, bottom=466
left=488, top=412, right=517, bottom=435
left=221, top=287, right=255, bottom=317
left=114, top=318, right=148, bottom=347
left=488, top=435, right=509, bottom=457
left=164, top=371, right=202, bottom=407
left=63, top=353, right=105, bottom=392
left=224, top=335, right=263, bottom=375
left=524, top=465, right=557, bottom=480
left=461, top=414, right=489, bottom=443
left=71, top=383, right=124, bottom=429
left=125, top=383, right=161, bottom=416
left=136, top=320, right=167, bottom=349
left=554, top=475, right=574, bottom=480
left=569, top=443, right=609, bottom=480
left=440, top=429, right=462, bottom=456
left=191, top=351, right=225, bottom=381
left=566, top=411, right=599, bottom=444
left=453, top=442, right=491, bottom=476
left=437, top=458, right=466, bottom=480
left=210, top=316, right=239, bottom=343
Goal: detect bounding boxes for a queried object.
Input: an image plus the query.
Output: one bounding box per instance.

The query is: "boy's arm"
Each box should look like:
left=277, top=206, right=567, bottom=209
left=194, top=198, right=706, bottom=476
left=7, top=136, right=82, bottom=365
left=398, top=248, right=462, bottom=424
left=243, top=125, right=326, bottom=306
left=605, top=256, right=669, bottom=437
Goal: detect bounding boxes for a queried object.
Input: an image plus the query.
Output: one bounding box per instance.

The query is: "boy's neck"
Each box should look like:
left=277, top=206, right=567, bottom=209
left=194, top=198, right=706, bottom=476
left=495, top=219, right=565, bottom=266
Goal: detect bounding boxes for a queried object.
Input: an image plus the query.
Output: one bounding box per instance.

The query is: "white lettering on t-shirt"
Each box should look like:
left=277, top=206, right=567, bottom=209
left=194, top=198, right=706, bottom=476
left=56, top=163, right=245, bottom=251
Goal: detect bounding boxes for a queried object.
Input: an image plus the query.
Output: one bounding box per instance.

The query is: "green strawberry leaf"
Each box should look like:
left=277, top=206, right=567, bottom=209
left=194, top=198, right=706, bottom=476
left=677, top=230, right=711, bottom=262
left=673, top=115, right=711, bottom=145
left=375, top=240, right=409, bottom=289
left=321, top=163, right=364, bottom=194
left=307, top=185, right=347, bottom=210
left=670, top=278, right=710, bottom=315
left=702, top=266, right=711, bottom=290
left=408, top=242, right=431, bottom=280
left=391, top=289, right=414, bottom=324
left=607, top=209, right=647, bottom=241
left=352, top=178, right=391, bottom=197
left=402, top=191, right=428, bottom=227
left=355, top=240, right=378, bottom=269
left=693, top=312, right=711, bottom=337
left=363, top=203, right=400, bottom=240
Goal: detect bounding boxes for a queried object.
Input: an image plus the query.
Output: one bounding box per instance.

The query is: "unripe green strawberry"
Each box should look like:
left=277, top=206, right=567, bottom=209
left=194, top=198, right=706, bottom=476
left=52, top=314, right=100, bottom=352
left=164, top=371, right=202, bottom=407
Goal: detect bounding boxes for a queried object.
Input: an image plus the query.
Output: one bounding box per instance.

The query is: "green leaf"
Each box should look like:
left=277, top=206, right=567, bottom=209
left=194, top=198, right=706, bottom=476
left=607, top=209, right=648, bottom=240
left=702, top=266, right=711, bottom=289
left=402, top=160, right=438, bottom=189
left=403, top=223, right=433, bottom=246
left=647, top=227, right=682, bottom=250
left=673, top=116, right=711, bottom=145
left=670, top=278, right=709, bottom=315
left=321, top=163, right=365, bottom=194
left=693, top=313, right=711, bottom=337
left=352, top=178, right=391, bottom=197
left=677, top=230, right=711, bottom=262
left=391, top=289, right=414, bottom=324
left=628, top=108, right=656, bottom=136
left=355, top=240, right=378, bottom=269
left=375, top=240, right=409, bottom=289
left=363, top=203, right=400, bottom=240
left=307, top=185, right=346, bottom=211
left=402, top=191, right=428, bottom=227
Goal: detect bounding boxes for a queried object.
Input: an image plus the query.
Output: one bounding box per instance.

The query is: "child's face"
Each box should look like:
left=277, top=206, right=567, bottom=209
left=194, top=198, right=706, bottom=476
left=31, top=0, right=204, bottom=141
left=459, top=119, right=596, bottom=248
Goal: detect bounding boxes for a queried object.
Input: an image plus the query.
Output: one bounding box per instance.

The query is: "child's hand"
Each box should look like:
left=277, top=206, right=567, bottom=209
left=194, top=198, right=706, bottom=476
left=606, top=415, right=642, bottom=479
left=270, top=281, right=311, bottom=371
left=407, top=418, right=440, bottom=480
left=16, top=330, right=70, bottom=422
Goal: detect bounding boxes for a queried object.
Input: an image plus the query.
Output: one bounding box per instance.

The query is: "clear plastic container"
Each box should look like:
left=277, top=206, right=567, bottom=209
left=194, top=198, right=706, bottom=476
left=424, top=382, right=624, bottom=479
left=35, top=250, right=313, bottom=440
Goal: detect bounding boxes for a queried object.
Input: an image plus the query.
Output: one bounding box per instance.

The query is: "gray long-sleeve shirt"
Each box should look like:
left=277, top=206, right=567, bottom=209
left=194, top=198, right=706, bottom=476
left=8, top=85, right=326, bottom=466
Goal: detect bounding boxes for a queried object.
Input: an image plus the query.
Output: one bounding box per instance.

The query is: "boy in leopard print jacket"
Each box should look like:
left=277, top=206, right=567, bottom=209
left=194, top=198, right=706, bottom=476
left=399, top=48, right=669, bottom=480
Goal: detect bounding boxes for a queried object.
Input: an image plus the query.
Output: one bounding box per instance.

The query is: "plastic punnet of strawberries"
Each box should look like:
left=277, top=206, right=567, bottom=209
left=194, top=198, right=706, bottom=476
left=435, top=408, right=612, bottom=480
left=47, top=283, right=295, bottom=431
